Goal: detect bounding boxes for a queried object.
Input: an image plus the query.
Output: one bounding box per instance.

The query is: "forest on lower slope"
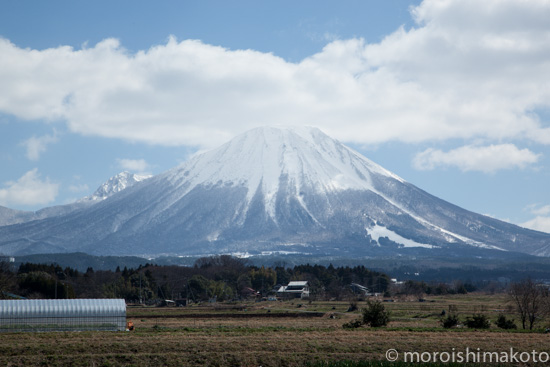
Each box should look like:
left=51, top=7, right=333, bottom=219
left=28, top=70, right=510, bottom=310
left=0, top=255, right=391, bottom=302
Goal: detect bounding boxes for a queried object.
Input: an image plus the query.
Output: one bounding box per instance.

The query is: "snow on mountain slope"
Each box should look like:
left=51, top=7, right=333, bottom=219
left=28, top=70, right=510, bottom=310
left=0, top=206, right=36, bottom=226
left=0, top=172, right=151, bottom=227
left=163, top=126, right=401, bottom=220
left=80, top=171, right=152, bottom=203
left=366, top=222, right=434, bottom=249
left=0, top=126, right=549, bottom=258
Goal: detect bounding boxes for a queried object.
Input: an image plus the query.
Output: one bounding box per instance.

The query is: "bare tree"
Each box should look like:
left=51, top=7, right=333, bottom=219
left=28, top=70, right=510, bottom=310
left=508, top=278, right=549, bottom=330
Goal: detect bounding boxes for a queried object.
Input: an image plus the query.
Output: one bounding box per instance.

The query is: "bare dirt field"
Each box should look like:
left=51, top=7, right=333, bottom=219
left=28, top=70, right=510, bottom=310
left=1, top=295, right=549, bottom=366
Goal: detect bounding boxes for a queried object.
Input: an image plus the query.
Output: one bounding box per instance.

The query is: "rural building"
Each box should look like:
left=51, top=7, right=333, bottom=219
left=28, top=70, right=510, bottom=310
left=350, top=283, right=370, bottom=296
left=277, top=281, right=310, bottom=299
left=0, top=256, right=15, bottom=263
left=175, top=299, right=188, bottom=307
left=0, top=299, right=126, bottom=332
left=241, top=287, right=260, bottom=299
left=159, top=299, right=176, bottom=307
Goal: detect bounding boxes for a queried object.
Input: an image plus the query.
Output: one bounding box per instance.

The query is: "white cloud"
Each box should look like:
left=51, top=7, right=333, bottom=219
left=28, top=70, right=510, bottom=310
left=116, top=158, right=151, bottom=174
left=0, top=169, right=59, bottom=207
left=0, top=0, right=549, bottom=151
left=529, top=204, right=550, bottom=216
left=521, top=204, right=550, bottom=234
left=521, top=216, right=550, bottom=234
left=20, top=131, right=59, bottom=161
left=413, top=144, right=540, bottom=173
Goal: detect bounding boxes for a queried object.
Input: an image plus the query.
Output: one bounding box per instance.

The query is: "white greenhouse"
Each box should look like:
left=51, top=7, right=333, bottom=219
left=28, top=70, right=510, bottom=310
left=0, top=299, right=126, bottom=332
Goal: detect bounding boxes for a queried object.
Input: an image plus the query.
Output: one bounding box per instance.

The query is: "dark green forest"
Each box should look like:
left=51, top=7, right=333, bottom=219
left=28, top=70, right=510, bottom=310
left=0, top=255, right=391, bottom=303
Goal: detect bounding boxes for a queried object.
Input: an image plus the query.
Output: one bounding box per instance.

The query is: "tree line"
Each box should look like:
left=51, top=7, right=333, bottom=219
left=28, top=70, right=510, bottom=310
left=392, top=279, right=478, bottom=297
left=0, top=255, right=390, bottom=303
left=402, top=277, right=550, bottom=330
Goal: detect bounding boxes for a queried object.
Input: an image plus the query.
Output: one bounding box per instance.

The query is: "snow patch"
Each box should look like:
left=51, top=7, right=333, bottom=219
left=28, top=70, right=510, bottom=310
left=366, top=223, right=434, bottom=249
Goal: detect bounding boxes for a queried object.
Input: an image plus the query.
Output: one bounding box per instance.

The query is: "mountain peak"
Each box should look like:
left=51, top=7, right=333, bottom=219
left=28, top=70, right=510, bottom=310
left=165, top=125, right=402, bottom=219
left=83, top=171, right=152, bottom=202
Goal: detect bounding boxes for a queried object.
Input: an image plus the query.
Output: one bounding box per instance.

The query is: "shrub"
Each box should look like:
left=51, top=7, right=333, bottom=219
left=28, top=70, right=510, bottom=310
left=361, top=300, right=390, bottom=327
left=441, top=314, right=459, bottom=328
left=342, top=319, right=363, bottom=329
left=496, top=314, right=517, bottom=329
left=347, top=299, right=358, bottom=312
left=464, top=314, right=490, bottom=329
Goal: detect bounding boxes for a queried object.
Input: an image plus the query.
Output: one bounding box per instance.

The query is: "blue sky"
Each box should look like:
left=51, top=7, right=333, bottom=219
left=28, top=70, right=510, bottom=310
left=1, top=0, right=550, bottom=233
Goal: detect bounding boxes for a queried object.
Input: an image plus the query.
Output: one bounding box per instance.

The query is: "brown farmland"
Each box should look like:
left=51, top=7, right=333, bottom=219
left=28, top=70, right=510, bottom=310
left=1, top=295, right=549, bottom=366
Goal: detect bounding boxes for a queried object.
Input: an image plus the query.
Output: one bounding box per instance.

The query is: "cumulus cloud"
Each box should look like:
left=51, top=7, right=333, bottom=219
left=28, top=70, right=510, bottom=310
left=20, top=131, right=59, bottom=161
left=0, top=169, right=59, bottom=207
left=116, top=158, right=151, bottom=174
left=413, top=144, right=540, bottom=173
left=521, top=217, right=550, bottom=234
left=527, top=204, right=550, bottom=216
left=521, top=204, right=550, bottom=234
left=0, top=0, right=549, bottom=151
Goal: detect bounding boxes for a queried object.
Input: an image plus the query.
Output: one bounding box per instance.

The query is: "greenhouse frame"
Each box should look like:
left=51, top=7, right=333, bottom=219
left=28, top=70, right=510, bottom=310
left=0, top=299, right=126, bottom=332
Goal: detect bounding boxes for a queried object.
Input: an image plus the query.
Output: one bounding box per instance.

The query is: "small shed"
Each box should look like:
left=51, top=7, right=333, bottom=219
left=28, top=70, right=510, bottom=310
left=0, top=299, right=126, bottom=332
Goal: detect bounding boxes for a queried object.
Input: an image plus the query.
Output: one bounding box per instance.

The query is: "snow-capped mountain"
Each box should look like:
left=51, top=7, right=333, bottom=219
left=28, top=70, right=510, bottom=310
left=0, top=171, right=151, bottom=227
left=79, top=171, right=152, bottom=203
left=0, top=126, right=549, bottom=258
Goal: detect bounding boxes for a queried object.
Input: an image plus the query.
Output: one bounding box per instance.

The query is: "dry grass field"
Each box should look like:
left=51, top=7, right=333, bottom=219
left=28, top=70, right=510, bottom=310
left=1, top=294, right=549, bottom=366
